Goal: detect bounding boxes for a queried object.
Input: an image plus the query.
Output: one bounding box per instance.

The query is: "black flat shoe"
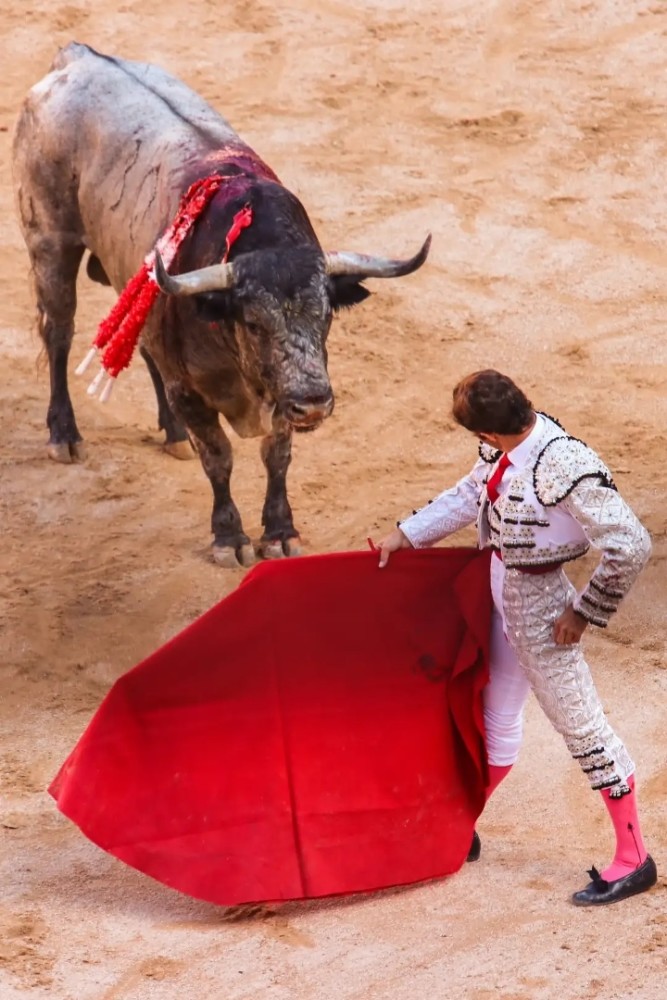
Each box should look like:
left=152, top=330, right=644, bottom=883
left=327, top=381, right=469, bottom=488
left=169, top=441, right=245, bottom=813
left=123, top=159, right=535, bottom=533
left=466, top=830, right=481, bottom=863
left=571, top=856, right=657, bottom=906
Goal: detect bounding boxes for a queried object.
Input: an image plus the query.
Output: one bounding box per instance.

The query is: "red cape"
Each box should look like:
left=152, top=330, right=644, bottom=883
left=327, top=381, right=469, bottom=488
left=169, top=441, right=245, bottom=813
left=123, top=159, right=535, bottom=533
left=50, top=547, right=492, bottom=905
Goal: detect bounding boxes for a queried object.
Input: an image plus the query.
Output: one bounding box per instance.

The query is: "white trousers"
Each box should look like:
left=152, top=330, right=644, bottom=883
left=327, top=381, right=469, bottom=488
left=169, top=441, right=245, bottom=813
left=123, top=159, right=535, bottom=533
left=482, top=553, right=634, bottom=793
left=483, top=554, right=531, bottom=766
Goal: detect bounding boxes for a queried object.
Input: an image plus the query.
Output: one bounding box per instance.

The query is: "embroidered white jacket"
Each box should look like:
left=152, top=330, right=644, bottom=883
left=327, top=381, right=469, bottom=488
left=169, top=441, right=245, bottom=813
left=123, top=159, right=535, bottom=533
left=399, top=414, right=651, bottom=627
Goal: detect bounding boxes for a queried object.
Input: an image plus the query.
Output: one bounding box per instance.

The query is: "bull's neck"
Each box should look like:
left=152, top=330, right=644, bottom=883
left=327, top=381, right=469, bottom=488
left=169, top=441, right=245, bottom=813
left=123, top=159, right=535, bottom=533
left=194, top=146, right=280, bottom=186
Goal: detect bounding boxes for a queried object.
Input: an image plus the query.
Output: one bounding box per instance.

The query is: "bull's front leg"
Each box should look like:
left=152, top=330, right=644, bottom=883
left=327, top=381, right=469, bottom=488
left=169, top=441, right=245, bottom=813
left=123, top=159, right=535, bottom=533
left=259, top=415, right=302, bottom=559
left=167, top=384, right=254, bottom=568
left=139, top=346, right=194, bottom=461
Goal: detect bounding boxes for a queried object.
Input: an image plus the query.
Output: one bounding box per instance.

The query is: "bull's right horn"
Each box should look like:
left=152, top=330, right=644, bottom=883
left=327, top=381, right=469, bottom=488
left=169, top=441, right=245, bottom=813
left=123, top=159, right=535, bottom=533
left=153, top=251, right=236, bottom=296
left=324, top=234, right=432, bottom=279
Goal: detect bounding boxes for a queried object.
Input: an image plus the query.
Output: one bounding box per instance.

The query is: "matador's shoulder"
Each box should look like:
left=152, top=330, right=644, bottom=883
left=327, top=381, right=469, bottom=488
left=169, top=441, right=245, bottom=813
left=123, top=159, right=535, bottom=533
left=533, top=435, right=617, bottom=508
left=478, top=442, right=502, bottom=464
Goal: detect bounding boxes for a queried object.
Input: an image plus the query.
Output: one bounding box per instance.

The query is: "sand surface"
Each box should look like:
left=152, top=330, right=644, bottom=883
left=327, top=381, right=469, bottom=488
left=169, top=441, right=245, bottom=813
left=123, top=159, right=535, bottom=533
left=1, top=1, right=666, bottom=997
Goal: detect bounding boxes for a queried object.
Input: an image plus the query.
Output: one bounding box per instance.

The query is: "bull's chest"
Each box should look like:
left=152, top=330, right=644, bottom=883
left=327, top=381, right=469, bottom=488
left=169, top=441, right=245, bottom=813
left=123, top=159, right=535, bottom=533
left=191, top=369, right=274, bottom=438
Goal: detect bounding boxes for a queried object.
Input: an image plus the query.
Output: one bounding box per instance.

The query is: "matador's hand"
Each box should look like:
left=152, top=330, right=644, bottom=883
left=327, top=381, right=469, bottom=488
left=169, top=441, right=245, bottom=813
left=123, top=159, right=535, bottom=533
left=378, top=528, right=413, bottom=568
left=553, top=604, right=588, bottom=645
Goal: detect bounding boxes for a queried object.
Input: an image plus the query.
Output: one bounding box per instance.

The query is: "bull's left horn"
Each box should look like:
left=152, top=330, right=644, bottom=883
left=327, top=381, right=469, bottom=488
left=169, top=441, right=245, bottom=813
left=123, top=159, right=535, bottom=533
left=153, top=251, right=236, bottom=296
left=324, top=233, right=431, bottom=278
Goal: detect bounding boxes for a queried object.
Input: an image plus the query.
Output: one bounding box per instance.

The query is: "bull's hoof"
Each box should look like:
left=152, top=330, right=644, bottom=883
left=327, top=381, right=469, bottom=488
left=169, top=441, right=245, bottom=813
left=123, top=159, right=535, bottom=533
left=238, top=543, right=256, bottom=567
left=260, top=539, right=284, bottom=560
left=212, top=543, right=255, bottom=568
left=284, top=537, right=302, bottom=558
left=212, top=545, right=238, bottom=568
left=163, top=439, right=195, bottom=461
left=47, top=441, right=87, bottom=464
left=259, top=537, right=302, bottom=560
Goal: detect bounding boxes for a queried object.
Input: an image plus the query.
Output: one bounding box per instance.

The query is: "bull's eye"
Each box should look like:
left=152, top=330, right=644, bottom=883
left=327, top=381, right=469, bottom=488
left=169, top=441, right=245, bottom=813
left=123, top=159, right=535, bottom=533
left=246, top=322, right=262, bottom=337
left=194, top=292, right=232, bottom=322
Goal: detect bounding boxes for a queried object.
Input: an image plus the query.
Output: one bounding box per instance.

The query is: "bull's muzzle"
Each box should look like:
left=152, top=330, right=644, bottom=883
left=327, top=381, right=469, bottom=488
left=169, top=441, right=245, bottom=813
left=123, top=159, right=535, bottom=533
left=283, top=390, right=334, bottom=429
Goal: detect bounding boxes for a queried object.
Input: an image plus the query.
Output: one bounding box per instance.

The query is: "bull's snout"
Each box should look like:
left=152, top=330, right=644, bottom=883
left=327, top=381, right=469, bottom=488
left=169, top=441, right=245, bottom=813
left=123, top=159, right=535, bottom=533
left=283, top=391, right=334, bottom=428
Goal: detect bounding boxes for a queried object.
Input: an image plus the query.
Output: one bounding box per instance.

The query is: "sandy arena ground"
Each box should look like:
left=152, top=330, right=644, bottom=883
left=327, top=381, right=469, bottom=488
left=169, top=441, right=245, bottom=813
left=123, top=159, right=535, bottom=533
left=1, top=1, right=666, bottom=997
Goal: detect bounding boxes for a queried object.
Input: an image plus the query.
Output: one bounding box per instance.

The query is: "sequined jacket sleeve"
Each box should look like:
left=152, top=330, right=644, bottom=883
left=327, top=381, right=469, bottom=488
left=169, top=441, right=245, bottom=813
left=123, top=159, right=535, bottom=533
left=398, top=458, right=487, bottom=548
left=562, top=482, right=652, bottom=628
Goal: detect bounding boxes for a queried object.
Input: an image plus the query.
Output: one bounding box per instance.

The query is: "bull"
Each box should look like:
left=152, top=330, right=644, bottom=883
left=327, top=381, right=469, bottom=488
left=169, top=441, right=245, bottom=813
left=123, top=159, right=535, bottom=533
left=13, top=43, right=430, bottom=566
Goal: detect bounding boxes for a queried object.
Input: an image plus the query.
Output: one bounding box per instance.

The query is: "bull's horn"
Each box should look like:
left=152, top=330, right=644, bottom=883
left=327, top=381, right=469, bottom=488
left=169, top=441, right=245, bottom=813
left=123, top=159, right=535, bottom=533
left=153, top=250, right=236, bottom=296
left=324, top=233, right=431, bottom=278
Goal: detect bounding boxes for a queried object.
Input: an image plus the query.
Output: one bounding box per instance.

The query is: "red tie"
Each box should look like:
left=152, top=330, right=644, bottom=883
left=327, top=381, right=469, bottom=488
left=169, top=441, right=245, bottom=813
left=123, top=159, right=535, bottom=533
left=486, top=453, right=511, bottom=504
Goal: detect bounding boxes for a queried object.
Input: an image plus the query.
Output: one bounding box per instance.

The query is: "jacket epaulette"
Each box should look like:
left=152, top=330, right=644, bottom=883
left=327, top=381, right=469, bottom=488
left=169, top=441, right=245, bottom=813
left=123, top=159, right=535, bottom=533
left=533, top=436, right=616, bottom=508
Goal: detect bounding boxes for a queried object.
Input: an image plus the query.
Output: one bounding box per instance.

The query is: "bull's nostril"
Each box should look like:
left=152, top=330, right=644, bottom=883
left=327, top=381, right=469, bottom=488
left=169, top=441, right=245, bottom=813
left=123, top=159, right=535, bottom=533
left=287, top=394, right=333, bottom=413
left=284, top=394, right=334, bottom=424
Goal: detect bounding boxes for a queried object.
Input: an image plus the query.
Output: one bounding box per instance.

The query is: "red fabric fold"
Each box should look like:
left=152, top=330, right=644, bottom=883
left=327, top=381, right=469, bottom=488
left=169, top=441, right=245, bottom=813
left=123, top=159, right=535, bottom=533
left=49, top=547, right=492, bottom=905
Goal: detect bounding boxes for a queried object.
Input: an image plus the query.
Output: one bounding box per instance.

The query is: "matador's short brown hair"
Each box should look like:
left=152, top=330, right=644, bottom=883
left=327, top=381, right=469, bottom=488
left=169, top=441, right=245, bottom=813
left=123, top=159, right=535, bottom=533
left=452, top=370, right=534, bottom=435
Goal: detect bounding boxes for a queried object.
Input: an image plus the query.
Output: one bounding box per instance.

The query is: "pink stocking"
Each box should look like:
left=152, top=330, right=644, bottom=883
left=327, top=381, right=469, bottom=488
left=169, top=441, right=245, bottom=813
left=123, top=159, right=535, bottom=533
left=486, top=763, right=513, bottom=802
left=600, top=775, right=647, bottom=881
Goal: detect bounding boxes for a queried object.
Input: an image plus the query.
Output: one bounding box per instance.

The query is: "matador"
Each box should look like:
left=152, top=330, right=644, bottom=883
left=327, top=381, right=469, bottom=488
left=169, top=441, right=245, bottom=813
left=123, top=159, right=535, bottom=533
left=378, top=369, right=657, bottom=906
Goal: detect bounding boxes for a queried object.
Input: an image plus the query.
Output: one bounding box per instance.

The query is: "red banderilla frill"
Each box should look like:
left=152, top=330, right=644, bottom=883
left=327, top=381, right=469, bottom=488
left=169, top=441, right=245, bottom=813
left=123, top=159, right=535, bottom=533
left=75, top=175, right=253, bottom=402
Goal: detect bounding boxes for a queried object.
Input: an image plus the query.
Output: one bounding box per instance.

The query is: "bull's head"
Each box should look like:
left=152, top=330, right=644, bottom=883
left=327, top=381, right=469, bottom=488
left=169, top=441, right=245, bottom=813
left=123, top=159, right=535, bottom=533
left=153, top=234, right=430, bottom=431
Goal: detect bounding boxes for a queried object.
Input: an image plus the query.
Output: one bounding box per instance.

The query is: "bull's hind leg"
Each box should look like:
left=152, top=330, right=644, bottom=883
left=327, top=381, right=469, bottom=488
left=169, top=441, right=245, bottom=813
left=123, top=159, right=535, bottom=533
left=259, top=418, right=301, bottom=559
left=139, top=347, right=194, bottom=460
left=167, top=383, right=254, bottom=567
left=14, top=125, right=87, bottom=463
left=31, top=237, right=87, bottom=463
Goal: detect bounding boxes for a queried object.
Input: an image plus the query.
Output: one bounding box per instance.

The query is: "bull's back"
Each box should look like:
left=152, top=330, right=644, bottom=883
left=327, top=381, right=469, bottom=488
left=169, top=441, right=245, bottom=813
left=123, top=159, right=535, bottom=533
left=23, top=42, right=241, bottom=161
left=15, top=43, right=249, bottom=284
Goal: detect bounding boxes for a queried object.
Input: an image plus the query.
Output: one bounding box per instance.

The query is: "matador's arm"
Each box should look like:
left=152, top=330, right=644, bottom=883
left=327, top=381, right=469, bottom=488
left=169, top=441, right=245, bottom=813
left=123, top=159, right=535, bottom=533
left=399, top=457, right=488, bottom=548
left=535, top=437, right=651, bottom=628
left=562, top=482, right=651, bottom=627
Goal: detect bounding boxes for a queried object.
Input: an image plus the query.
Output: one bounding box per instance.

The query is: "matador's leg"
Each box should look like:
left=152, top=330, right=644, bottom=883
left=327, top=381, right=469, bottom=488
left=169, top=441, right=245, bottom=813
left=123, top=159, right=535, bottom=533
left=501, top=568, right=634, bottom=794
left=501, top=567, right=656, bottom=904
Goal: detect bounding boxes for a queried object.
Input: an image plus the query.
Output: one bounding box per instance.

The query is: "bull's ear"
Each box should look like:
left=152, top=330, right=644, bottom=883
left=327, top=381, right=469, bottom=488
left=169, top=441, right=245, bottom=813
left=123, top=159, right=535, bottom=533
left=328, top=277, right=372, bottom=311
left=193, top=290, right=235, bottom=322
